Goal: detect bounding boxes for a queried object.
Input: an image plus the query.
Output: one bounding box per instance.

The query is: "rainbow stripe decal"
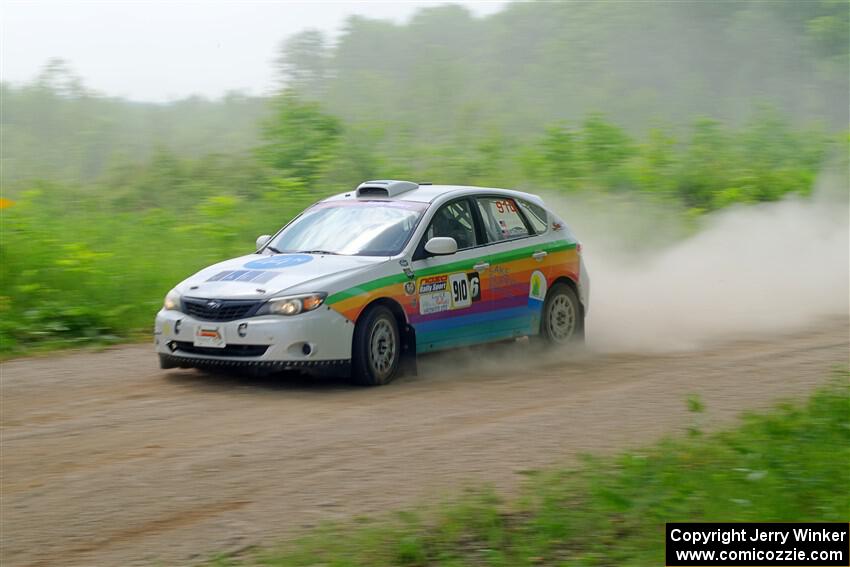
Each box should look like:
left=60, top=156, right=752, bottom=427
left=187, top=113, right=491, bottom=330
left=327, top=240, right=579, bottom=352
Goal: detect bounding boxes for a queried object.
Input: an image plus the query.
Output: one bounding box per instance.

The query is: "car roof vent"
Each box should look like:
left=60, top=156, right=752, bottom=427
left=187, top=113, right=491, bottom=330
left=356, top=180, right=418, bottom=198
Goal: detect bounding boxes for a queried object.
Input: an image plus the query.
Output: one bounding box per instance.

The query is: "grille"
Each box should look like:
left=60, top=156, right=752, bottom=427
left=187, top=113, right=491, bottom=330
left=173, top=341, right=269, bottom=357
left=182, top=297, right=263, bottom=322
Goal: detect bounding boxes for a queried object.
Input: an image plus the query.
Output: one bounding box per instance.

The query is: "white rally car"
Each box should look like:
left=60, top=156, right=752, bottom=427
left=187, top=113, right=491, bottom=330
left=155, top=180, right=589, bottom=385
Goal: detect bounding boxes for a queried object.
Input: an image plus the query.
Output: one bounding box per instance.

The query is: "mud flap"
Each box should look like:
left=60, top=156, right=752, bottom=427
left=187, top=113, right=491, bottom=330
left=401, top=324, right=418, bottom=377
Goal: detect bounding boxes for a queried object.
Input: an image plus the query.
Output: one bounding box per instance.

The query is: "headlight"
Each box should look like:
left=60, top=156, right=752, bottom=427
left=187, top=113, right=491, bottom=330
left=259, top=293, right=327, bottom=316
left=163, top=289, right=181, bottom=311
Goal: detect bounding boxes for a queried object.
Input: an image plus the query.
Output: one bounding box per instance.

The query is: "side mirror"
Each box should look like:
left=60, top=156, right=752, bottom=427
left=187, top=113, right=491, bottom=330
left=424, top=236, right=458, bottom=256
left=256, top=234, right=272, bottom=250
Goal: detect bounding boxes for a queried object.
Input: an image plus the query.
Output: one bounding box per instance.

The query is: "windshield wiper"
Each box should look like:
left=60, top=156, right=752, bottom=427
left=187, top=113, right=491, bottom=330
left=265, top=245, right=282, bottom=254
left=298, top=249, right=340, bottom=255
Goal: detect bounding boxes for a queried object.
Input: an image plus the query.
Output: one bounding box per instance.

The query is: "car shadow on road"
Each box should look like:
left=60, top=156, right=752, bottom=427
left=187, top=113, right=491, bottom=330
left=161, top=366, right=362, bottom=393
left=159, top=338, right=572, bottom=394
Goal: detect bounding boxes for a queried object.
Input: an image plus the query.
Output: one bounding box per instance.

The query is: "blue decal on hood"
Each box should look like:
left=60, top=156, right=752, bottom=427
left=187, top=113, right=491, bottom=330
left=244, top=254, right=313, bottom=270
left=207, top=270, right=279, bottom=283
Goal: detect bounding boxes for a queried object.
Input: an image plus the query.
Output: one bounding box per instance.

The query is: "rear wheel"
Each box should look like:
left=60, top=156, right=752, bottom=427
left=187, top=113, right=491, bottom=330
left=351, top=305, right=401, bottom=386
left=537, top=282, right=584, bottom=346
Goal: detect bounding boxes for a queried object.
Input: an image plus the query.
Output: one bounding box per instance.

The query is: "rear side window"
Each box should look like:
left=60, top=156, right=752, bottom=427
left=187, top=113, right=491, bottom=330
left=475, top=197, right=530, bottom=243
left=517, top=199, right=548, bottom=234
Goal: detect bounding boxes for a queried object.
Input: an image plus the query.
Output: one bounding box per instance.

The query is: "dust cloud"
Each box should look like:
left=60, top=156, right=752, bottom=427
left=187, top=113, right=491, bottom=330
left=544, top=169, right=849, bottom=353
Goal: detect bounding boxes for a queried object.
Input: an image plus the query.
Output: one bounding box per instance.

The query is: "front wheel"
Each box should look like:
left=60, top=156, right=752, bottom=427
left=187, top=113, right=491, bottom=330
left=351, top=305, right=401, bottom=386
left=537, top=282, right=584, bottom=346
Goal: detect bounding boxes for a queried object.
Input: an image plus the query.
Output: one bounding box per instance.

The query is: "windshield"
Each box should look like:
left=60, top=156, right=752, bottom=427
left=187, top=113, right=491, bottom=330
left=267, top=200, right=427, bottom=256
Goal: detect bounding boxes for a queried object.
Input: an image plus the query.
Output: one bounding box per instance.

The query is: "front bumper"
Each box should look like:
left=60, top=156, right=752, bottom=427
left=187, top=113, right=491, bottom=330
left=154, top=305, right=354, bottom=368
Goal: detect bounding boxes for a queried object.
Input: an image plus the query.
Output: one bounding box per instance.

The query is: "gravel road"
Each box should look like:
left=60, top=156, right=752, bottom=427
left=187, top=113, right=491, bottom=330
left=1, top=317, right=847, bottom=566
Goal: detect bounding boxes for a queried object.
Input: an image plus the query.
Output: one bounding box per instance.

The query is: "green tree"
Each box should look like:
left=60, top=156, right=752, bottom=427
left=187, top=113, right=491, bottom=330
left=580, top=114, right=633, bottom=188
left=635, top=127, right=678, bottom=201
left=276, top=29, right=331, bottom=100
left=539, top=124, right=582, bottom=186
left=678, top=118, right=733, bottom=210
left=258, top=91, right=342, bottom=184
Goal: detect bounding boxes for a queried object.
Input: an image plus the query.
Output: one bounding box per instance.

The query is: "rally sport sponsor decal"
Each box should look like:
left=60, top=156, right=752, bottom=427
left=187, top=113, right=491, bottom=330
left=418, top=272, right=480, bottom=315
left=418, top=275, right=450, bottom=315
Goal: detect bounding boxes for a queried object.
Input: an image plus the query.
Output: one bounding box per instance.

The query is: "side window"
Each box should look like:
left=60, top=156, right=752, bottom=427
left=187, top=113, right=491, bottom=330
left=475, top=197, right=530, bottom=243
left=423, top=199, right=477, bottom=251
left=517, top=199, right=548, bottom=234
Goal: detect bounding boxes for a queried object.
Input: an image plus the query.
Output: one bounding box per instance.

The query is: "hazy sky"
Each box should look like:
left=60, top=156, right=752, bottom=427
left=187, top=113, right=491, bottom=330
left=1, top=0, right=507, bottom=102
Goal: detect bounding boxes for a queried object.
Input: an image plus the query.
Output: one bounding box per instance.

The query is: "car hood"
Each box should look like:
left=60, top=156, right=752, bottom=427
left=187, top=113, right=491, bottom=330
left=175, top=253, right=389, bottom=299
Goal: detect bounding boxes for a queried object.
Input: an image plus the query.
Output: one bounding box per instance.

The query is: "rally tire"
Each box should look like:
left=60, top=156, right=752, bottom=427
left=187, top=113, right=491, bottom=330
left=351, top=305, right=401, bottom=386
left=537, top=282, right=584, bottom=346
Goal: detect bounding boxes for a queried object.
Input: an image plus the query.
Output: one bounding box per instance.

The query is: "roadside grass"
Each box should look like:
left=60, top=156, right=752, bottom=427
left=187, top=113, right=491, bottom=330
left=211, top=372, right=849, bottom=566
left=0, top=184, right=320, bottom=357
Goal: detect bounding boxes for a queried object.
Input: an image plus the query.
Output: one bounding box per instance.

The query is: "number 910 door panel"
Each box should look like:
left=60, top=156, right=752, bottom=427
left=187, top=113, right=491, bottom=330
left=408, top=239, right=579, bottom=352
left=408, top=248, right=493, bottom=353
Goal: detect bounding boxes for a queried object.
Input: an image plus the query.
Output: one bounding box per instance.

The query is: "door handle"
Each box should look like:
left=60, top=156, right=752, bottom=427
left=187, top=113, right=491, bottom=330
left=473, top=262, right=490, bottom=271
left=532, top=251, right=548, bottom=261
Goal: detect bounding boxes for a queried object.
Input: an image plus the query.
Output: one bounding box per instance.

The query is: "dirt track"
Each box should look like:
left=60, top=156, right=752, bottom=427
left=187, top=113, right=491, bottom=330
left=1, top=318, right=848, bottom=566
